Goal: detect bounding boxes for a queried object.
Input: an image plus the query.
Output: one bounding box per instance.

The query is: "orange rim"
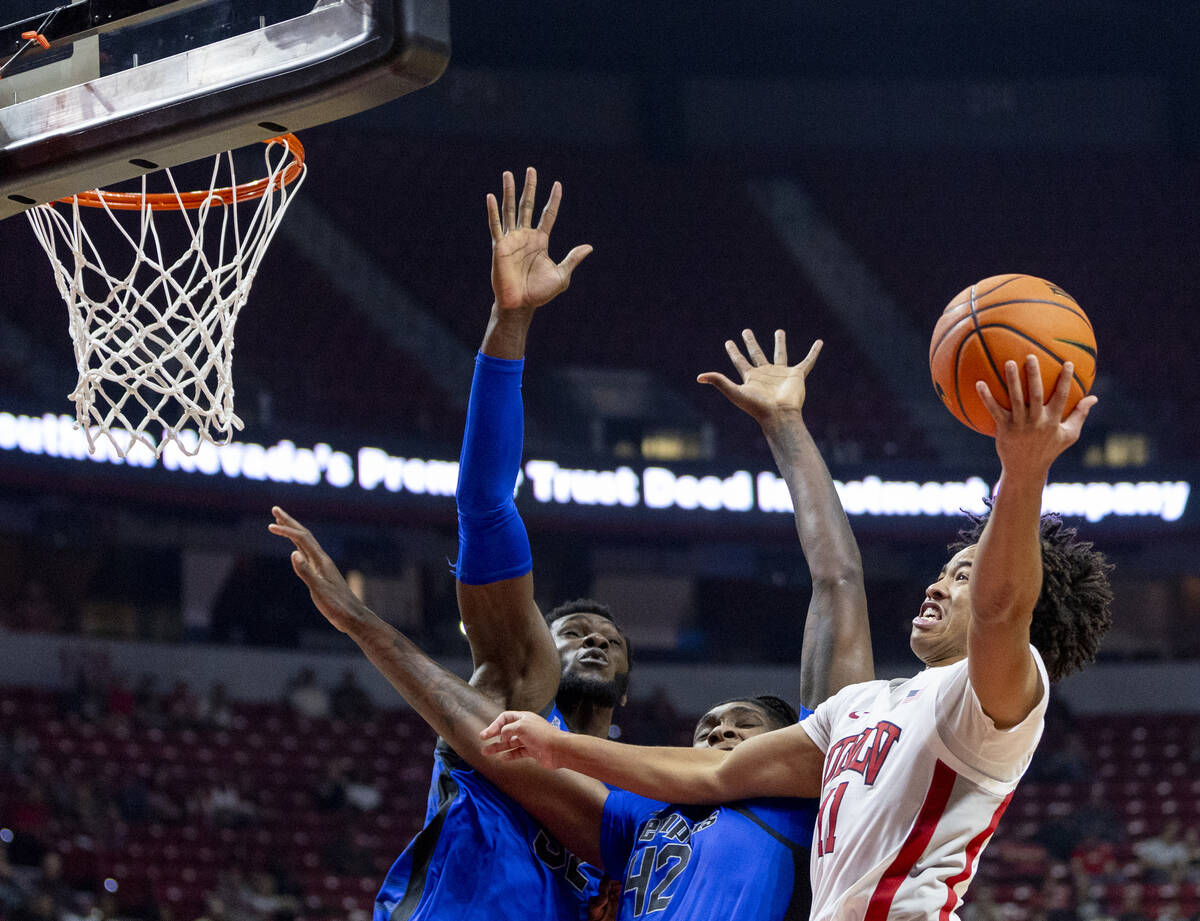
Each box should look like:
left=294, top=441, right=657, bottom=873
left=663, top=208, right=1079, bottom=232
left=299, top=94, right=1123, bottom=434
left=65, top=135, right=305, bottom=211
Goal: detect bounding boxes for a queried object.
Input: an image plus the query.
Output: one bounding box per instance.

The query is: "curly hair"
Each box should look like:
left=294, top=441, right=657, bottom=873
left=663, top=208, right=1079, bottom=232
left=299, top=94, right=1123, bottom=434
left=949, top=509, right=1113, bottom=683
left=545, top=597, right=633, bottom=668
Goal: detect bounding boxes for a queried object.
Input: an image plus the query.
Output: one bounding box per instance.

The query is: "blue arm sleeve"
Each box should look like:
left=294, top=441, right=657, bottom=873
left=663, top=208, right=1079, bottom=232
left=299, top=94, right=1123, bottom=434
left=454, top=351, right=534, bottom=585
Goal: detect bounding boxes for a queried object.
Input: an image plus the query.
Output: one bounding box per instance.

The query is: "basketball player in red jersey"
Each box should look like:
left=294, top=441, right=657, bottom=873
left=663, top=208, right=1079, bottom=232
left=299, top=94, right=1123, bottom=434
left=483, top=355, right=1114, bottom=921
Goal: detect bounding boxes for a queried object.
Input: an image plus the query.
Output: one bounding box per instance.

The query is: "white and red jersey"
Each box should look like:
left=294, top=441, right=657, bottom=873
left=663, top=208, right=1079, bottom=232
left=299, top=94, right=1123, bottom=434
left=798, top=646, right=1049, bottom=921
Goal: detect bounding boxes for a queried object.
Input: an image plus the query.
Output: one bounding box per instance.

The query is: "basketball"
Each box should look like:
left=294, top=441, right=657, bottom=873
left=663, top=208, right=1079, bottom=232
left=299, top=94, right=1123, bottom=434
left=929, top=274, right=1097, bottom=436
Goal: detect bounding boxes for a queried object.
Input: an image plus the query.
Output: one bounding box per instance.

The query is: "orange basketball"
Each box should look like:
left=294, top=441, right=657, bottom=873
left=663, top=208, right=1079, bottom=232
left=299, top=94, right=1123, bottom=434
left=929, top=274, right=1097, bottom=436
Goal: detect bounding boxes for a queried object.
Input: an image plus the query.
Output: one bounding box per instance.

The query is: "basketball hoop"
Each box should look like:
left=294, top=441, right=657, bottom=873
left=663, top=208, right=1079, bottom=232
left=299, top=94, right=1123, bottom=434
left=25, top=134, right=306, bottom=459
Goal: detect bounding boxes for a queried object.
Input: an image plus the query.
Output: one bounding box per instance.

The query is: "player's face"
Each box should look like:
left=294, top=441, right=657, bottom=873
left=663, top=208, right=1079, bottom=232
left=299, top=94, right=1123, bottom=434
left=910, top=544, right=976, bottom=666
left=692, top=700, right=774, bottom=751
left=551, top=612, right=630, bottom=689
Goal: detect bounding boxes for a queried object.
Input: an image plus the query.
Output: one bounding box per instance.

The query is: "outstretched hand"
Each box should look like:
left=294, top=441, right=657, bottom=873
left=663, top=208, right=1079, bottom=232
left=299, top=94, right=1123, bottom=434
left=698, top=329, right=823, bottom=427
left=488, top=167, right=593, bottom=311
left=480, top=710, right=564, bottom=769
left=268, top=506, right=370, bottom=635
left=977, top=356, right=1098, bottom=477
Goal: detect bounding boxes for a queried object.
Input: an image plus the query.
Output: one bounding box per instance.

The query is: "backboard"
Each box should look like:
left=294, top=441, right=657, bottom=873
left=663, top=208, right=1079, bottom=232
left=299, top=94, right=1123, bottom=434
left=0, top=0, right=450, bottom=220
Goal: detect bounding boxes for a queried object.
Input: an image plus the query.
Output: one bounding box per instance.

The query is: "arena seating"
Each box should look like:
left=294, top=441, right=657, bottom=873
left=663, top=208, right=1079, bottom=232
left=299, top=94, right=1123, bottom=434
left=2, top=681, right=1197, bottom=921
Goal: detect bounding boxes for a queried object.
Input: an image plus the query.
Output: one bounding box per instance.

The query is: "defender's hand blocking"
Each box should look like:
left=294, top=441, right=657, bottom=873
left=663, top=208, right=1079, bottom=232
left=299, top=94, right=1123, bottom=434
left=480, top=710, right=564, bottom=769
left=488, top=167, right=593, bottom=311
left=268, top=506, right=370, bottom=635
left=698, top=329, right=823, bottom=427
left=976, top=356, right=1098, bottom=476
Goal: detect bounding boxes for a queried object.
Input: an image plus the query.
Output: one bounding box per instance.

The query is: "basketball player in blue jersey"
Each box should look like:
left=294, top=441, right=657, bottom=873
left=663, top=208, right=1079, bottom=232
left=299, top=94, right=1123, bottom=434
left=272, top=320, right=875, bottom=919
left=357, top=167, right=624, bottom=921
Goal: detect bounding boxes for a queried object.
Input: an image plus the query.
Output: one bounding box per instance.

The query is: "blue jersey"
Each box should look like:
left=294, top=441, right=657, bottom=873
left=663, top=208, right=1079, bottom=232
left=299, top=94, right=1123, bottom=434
left=600, top=708, right=817, bottom=921
left=600, top=793, right=815, bottom=921
left=375, top=706, right=604, bottom=921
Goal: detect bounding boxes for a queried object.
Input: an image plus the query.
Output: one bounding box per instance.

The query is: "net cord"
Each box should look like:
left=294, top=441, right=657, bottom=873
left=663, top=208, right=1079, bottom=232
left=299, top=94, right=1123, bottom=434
left=25, top=138, right=306, bottom=459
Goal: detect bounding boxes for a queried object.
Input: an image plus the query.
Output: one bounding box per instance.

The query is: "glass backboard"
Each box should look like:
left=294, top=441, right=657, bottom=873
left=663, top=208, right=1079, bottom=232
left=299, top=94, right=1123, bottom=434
left=0, top=0, right=450, bottom=219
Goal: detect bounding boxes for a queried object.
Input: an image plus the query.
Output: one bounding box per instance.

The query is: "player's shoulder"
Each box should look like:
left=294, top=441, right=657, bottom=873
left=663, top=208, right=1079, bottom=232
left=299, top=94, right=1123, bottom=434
left=604, top=788, right=667, bottom=823
left=819, top=676, right=891, bottom=713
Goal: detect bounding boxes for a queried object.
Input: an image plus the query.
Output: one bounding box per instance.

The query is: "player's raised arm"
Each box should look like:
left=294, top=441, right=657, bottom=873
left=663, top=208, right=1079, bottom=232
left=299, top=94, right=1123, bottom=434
left=482, top=708, right=824, bottom=804
left=269, top=507, right=608, bottom=866
left=970, top=356, right=1098, bottom=728
left=455, top=168, right=593, bottom=712
left=698, top=330, right=873, bottom=709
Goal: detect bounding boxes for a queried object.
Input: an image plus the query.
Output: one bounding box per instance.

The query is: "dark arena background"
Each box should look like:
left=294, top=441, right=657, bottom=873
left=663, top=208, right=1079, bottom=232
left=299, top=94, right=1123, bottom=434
left=2, top=2, right=1200, bottom=920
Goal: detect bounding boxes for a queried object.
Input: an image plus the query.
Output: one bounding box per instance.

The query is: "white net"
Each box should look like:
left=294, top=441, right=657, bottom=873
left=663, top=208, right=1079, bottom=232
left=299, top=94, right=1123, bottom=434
left=25, top=136, right=306, bottom=459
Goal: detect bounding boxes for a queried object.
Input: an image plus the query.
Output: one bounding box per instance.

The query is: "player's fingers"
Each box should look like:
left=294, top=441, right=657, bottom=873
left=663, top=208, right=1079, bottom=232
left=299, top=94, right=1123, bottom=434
left=480, top=735, right=507, bottom=755
left=271, top=518, right=324, bottom=559
left=1046, top=360, right=1074, bottom=419
left=723, top=339, right=752, bottom=379
left=742, top=329, right=768, bottom=366
left=1064, top=393, right=1098, bottom=434
left=773, top=329, right=788, bottom=366
left=517, top=166, right=536, bottom=228
left=696, top=371, right=741, bottom=401
left=1004, top=360, right=1027, bottom=424
left=557, top=244, right=593, bottom=278
left=1024, top=355, right=1046, bottom=413
left=267, top=522, right=301, bottom=544
left=480, top=712, right=517, bottom=740
left=501, top=171, right=516, bottom=231
left=290, top=550, right=315, bottom=582
left=486, top=193, right=503, bottom=241
left=798, top=338, right=823, bottom=373
left=976, top=380, right=1008, bottom=426
left=538, top=180, right=562, bottom=235
left=271, top=505, right=300, bottom=527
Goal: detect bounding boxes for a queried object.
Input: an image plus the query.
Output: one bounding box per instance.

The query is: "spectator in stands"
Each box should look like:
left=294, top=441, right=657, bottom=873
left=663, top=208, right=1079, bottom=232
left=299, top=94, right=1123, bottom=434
left=1116, top=884, right=1151, bottom=921
left=330, top=669, right=373, bottom=721
left=0, top=844, right=30, bottom=916
left=285, top=667, right=330, bottom=719
left=1071, top=783, right=1127, bottom=844
left=1040, top=783, right=1125, bottom=862
left=62, top=667, right=107, bottom=723
left=1133, top=819, right=1190, bottom=884
left=11, top=891, right=57, bottom=921
left=1077, top=900, right=1117, bottom=921
left=29, top=852, right=82, bottom=919
left=1182, top=827, right=1200, bottom=884
left=320, top=830, right=373, bottom=876
left=960, top=885, right=1005, bottom=921
left=114, top=774, right=152, bottom=824
left=105, top=673, right=136, bottom=728
left=235, top=870, right=300, bottom=919
left=65, top=778, right=116, bottom=839
left=1072, top=835, right=1123, bottom=888
left=145, top=772, right=185, bottom=826
left=1040, top=863, right=1079, bottom=921
left=132, top=673, right=167, bottom=729
left=164, top=680, right=200, bottom=729
left=343, top=768, right=382, bottom=812
left=1154, top=902, right=1186, bottom=921
left=1032, top=728, right=1092, bottom=782
left=0, top=725, right=37, bottom=777
left=195, top=682, right=234, bottom=729
left=6, top=781, right=51, bottom=849
left=199, top=783, right=256, bottom=828
left=312, top=758, right=349, bottom=812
